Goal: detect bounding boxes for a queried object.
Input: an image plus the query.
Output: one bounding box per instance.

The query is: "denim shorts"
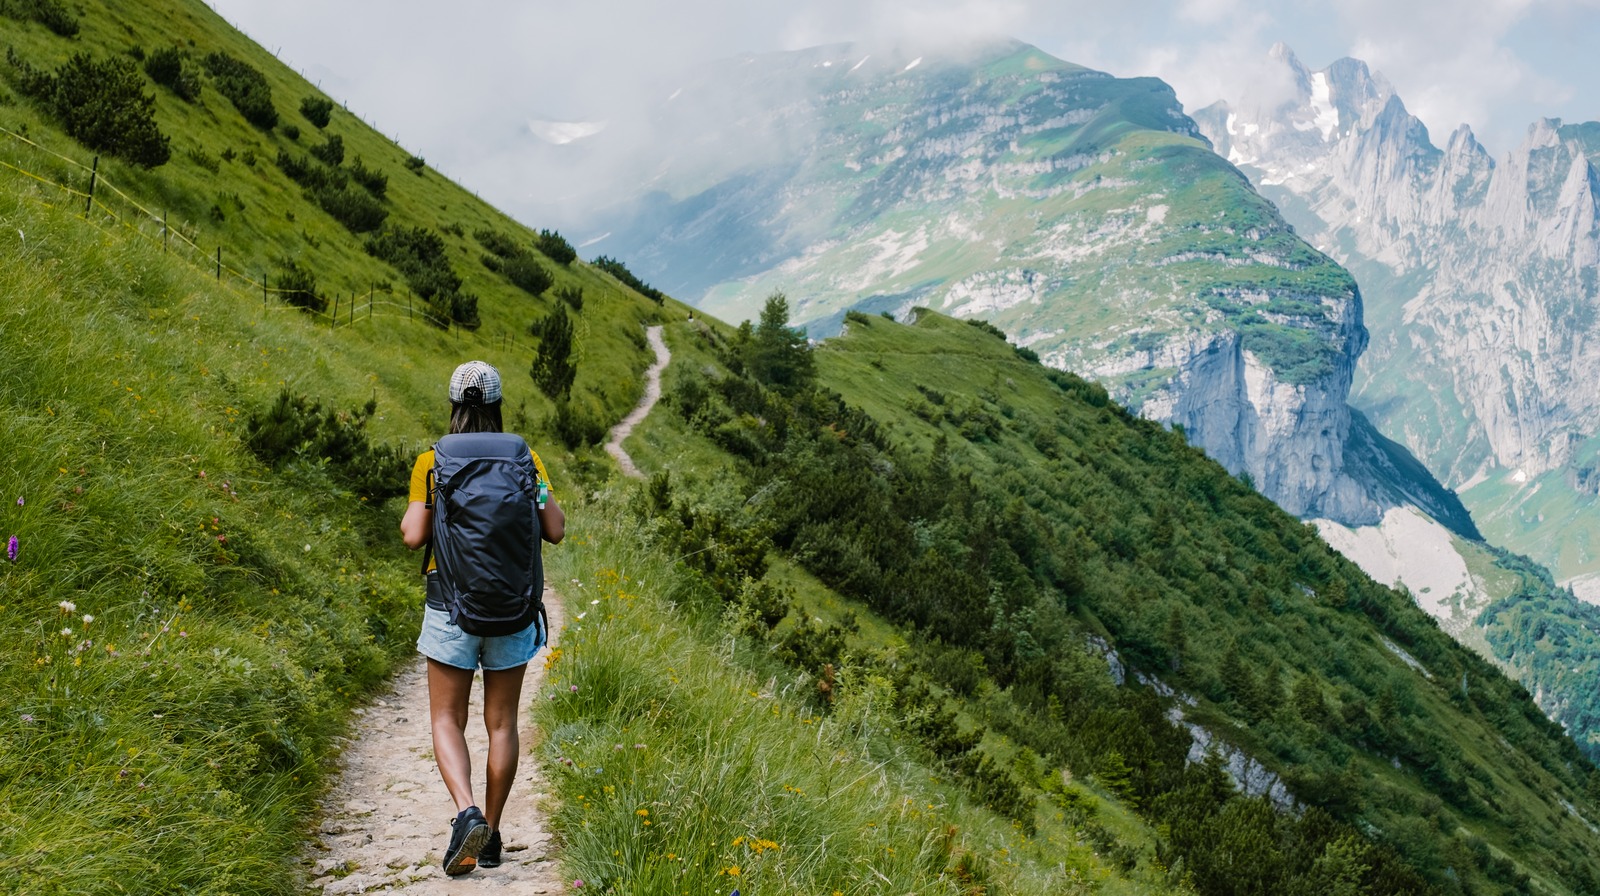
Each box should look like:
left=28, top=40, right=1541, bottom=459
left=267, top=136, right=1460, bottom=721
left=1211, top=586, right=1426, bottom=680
left=416, top=605, right=544, bottom=671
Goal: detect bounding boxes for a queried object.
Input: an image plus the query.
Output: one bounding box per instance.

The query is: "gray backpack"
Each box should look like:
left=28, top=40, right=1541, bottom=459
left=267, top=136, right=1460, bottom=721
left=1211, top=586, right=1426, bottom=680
left=422, top=432, right=545, bottom=640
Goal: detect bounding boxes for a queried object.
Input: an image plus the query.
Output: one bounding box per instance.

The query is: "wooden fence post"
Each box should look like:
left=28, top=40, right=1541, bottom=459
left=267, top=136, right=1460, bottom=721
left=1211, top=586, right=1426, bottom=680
left=215, top=247, right=221, bottom=280
left=84, top=156, right=98, bottom=216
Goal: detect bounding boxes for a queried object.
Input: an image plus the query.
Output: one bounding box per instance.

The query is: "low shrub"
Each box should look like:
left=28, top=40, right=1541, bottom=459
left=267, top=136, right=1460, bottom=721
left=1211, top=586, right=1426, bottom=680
left=143, top=46, right=202, bottom=102
left=273, top=257, right=324, bottom=313
left=309, top=134, right=344, bottom=167
left=553, top=397, right=606, bottom=449
left=503, top=254, right=553, bottom=296
left=365, top=225, right=476, bottom=329
left=202, top=51, right=276, bottom=129
left=593, top=255, right=665, bottom=304
left=347, top=156, right=387, bottom=198
left=313, top=185, right=388, bottom=233
left=299, top=94, right=334, bottom=128
left=16, top=52, right=171, bottom=168
left=535, top=228, right=577, bottom=265
left=5, top=0, right=78, bottom=36
left=555, top=284, right=584, bottom=311
left=244, top=390, right=410, bottom=501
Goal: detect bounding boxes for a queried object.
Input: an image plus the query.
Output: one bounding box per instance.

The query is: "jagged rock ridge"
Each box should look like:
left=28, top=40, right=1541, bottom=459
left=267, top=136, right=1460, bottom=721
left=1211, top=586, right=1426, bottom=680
left=1194, top=44, right=1600, bottom=586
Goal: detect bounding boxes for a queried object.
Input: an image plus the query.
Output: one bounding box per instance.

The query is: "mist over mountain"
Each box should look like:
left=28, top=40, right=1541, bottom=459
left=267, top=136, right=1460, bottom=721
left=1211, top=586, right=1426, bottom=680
left=573, top=39, right=1478, bottom=541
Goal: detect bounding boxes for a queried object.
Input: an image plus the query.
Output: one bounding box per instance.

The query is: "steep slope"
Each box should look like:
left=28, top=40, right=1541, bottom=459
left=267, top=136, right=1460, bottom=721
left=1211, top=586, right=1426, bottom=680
left=1194, top=45, right=1600, bottom=593
left=578, top=40, right=1442, bottom=528
left=0, top=0, right=670, bottom=889
left=620, top=307, right=1600, bottom=894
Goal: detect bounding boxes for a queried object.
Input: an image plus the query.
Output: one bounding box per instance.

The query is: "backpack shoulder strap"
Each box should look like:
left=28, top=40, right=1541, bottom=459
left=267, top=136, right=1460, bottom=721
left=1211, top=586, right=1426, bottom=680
left=420, top=444, right=440, bottom=576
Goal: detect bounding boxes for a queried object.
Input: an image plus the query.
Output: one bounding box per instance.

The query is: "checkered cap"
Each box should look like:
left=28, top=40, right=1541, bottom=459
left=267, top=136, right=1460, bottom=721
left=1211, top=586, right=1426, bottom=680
left=448, top=360, right=502, bottom=405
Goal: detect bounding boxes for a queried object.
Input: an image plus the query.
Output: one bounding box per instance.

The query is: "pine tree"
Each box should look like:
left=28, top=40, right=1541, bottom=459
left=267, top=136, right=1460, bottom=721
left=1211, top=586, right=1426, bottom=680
left=743, top=292, right=814, bottom=392
left=530, top=306, right=576, bottom=400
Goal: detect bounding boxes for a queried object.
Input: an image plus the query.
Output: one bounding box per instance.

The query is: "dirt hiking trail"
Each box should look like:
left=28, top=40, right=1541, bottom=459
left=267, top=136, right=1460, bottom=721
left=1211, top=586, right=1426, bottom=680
left=304, top=591, right=567, bottom=894
left=604, top=325, right=670, bottom=479
left=305, top=325, right=670, bottom=892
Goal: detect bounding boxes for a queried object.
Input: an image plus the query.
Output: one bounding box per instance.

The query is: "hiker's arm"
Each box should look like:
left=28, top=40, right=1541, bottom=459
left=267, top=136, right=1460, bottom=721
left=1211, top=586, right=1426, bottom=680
left=400, top=501, right=431, bottom=550
left=539, top=496, right=565, bottom=544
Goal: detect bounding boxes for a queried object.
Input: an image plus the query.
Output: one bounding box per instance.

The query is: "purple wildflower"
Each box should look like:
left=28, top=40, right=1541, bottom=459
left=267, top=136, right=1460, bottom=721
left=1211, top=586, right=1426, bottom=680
left=15, top=496, right=22, bottom=506
left=6, top=535, right=16, bottom=562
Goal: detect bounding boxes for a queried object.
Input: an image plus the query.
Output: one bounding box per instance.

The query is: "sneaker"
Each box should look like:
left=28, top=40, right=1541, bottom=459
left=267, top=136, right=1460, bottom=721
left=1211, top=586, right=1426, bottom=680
left=478, top=830, right=503, bottom=869
left=443, top=806, right=490, bottom=876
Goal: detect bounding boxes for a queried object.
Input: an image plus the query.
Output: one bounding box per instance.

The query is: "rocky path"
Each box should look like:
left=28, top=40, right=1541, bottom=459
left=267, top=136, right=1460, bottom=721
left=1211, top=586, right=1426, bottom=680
left=303, top=590, right=567, bottom=894
left=603, top=325, right=670, bottom=480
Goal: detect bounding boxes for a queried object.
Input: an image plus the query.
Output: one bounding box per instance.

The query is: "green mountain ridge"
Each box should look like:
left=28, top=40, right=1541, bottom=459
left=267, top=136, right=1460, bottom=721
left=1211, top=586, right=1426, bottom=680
left=3, top=2, right=1600, bottom=893
left=569, top=36, right=1600, bottom=781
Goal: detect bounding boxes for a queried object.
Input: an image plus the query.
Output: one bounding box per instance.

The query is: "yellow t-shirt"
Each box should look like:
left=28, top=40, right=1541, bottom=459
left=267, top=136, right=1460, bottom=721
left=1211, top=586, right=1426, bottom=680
left=410, top=446, right=554, bottom=573
left=408, top=448, right=553, bottom=504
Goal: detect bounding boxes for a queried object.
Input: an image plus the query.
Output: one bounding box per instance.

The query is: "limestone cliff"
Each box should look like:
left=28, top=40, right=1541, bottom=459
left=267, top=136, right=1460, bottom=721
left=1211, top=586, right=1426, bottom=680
left=1195, top=45, right=1600, bottom=582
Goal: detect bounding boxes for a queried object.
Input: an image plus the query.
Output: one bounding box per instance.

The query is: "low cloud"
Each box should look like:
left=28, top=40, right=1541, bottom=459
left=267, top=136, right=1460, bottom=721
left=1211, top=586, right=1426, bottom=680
left=205, top=0, right=1597, bottom=222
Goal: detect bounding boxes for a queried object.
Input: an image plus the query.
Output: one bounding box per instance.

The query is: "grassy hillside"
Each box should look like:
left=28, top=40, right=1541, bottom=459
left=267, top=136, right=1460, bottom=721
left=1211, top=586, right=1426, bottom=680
left=603, top=306, right=1600, bottom=895
left=5, top=1, right=1600, bottom=894
left=0, top=0, right=670, bottom=889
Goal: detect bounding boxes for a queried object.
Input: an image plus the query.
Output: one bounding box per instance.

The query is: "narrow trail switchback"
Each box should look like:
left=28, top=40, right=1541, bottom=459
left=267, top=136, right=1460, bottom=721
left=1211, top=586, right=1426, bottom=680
left=604, top=325, right=670, bottom=480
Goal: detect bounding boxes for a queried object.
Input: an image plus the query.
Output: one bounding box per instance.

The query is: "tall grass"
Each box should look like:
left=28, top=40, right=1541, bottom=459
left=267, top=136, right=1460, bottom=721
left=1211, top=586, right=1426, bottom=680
left=537, top=492, right=1138, bottom=895
left=0, top=171, right=420, bottom=893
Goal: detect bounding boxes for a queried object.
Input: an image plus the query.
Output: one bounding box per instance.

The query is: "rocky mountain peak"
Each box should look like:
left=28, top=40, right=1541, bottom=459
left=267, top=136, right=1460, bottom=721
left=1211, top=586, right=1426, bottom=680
left=1197, top=47, right=1600, bottom=589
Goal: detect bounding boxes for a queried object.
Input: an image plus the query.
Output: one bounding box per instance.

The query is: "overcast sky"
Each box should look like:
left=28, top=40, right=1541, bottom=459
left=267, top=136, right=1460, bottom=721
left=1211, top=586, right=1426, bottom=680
left=206, top=0, right=1598, bottom=229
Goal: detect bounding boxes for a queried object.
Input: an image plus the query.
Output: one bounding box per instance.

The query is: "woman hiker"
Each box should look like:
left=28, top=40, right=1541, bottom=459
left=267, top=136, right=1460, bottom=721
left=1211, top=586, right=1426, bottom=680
left=399, top=360, right=565, bottom=874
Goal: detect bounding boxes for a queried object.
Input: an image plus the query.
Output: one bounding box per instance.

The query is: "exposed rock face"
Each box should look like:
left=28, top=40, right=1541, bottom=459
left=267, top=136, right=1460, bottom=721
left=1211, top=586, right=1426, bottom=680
left=1195, top=45, right=1600, bottom=579
left=1112, top=295, right=1375, bottom=521
left=577, top=40, right=1433, bottom=525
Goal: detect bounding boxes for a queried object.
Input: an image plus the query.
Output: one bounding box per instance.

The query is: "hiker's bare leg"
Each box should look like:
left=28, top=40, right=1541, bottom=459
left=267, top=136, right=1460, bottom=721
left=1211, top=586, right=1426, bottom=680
left=481, top=664, right=528, bottom=830
left=427, top=658, right=477, bottom=812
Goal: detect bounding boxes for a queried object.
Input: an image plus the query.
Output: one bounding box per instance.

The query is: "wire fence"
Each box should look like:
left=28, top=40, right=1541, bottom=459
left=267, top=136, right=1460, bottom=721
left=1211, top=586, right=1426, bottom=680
left=0, top=124, right=532, bottom=351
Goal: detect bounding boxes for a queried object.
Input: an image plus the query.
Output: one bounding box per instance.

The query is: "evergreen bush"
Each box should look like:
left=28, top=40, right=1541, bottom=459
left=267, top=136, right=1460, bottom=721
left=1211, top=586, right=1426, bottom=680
left=555, top=284, right=584, bottom=311
left=529, top=306, right=576, bottom=400
left=535, top=228, right=577, bottom=265
left=244, top=390, right=410, bottom=501
left=553, top=396, right=606, bottom=449
left=273, top=257, right=323, bottom=313
left=142, top=46, right=201, bottom=102
left=474, top=228, right=553, bottom=295
left=299, top=94, right=333, bottom=128
left=5, top=0, right=78, bottom=36
left=201, top=51, right=277, bottom=129
left=19, top=53, right=171, bottom=168
left=593, top=255, right=665, bottom=303
left=346, top=156, right=387, bottom=198
left=365, top=225, right=476, bottom=328
left=309, top=134, right=344, bottom=167
left=503, top=253, right=553, bottom=296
